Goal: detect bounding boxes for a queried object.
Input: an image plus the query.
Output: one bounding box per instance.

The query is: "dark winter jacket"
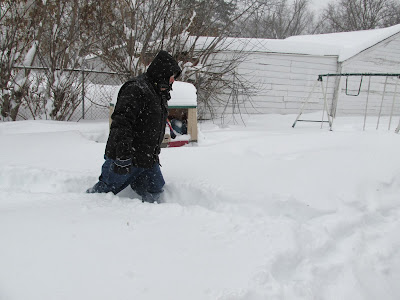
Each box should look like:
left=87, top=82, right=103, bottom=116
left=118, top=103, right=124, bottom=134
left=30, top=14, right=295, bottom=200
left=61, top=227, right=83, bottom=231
left=105, top=51, right=181, bottom=168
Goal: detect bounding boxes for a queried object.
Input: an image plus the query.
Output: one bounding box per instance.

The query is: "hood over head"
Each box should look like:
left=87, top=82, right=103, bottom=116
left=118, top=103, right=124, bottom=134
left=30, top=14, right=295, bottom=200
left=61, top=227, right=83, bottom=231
left=146, top=50, right=181, bottom=91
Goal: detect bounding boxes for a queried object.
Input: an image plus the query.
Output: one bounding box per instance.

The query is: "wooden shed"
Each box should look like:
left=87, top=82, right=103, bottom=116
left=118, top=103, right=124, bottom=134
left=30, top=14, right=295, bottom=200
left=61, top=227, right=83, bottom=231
left=109, top=81, right=197, bottom=147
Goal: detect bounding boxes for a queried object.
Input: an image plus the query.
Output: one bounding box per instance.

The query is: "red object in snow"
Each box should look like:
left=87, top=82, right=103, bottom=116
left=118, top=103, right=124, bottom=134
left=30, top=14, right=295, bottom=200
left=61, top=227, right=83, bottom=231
left=168, top=140, right=189, bottom=147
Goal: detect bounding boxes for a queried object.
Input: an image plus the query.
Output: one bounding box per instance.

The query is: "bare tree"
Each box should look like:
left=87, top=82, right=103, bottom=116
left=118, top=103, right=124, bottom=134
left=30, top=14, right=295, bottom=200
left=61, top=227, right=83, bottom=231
left=321, top=0, right=400, bottom=32
left=87, top=0, right=244, bottom=75
left=0, top=0, right=38, bottom=120
left=381, top=0, right=400, bottom=27
left=1, top=0, right=279, bottom=121
left=1, top=0, right=96, bottom=121
left=86, top=0, right=263, bottom=119
left=30, top=0, right=84, bottom=120
left=236, top=0, right=315, bottom=39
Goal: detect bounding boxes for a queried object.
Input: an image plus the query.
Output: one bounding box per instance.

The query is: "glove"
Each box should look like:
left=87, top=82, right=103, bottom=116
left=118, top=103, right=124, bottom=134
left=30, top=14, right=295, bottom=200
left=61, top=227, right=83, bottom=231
left=160, top=88, right=171, bottom=101
left=113, top=158, right=132, bottom=175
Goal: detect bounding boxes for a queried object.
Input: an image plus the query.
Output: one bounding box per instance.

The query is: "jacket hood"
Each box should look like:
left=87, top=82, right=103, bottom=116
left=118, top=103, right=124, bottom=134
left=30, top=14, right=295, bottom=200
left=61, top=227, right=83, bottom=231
left=146, top=51, right=181, bottom=90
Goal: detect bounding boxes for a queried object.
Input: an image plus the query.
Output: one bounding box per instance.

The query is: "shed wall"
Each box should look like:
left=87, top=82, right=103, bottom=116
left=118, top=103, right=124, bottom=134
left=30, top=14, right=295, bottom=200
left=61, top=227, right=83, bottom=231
left=333, top=33, right=400, bottom=116
left=201, top=51, right=338, bottom=120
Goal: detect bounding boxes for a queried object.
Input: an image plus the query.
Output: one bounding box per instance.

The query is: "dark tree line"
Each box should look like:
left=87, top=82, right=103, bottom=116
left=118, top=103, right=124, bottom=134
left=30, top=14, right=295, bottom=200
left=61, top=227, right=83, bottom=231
left=319, top=0, right=400, bottom=33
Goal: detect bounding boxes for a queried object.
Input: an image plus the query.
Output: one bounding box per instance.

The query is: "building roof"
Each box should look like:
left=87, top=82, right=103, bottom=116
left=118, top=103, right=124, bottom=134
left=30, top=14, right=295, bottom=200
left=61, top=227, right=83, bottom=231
left=192, top=36, right=339, bottom=57
left=193, top=24, right=400, bottom=62
left=170, top=81, right=197, bottom=107
left=285, top=24, right=400, bottom=61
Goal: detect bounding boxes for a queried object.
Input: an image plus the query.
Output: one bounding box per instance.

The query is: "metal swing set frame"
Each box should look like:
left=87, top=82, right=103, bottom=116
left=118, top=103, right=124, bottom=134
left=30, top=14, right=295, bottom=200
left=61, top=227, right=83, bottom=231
left=292, top=73, right=400, bottom=132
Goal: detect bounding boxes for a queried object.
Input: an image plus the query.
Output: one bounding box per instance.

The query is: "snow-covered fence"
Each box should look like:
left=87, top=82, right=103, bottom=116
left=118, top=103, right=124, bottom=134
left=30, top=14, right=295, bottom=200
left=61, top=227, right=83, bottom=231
left=3, top=66, right=126, bottom=121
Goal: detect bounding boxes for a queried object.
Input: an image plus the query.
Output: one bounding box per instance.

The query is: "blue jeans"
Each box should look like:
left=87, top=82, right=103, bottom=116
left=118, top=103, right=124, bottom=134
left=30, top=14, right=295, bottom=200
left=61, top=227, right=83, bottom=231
left=87, top=156, right=165, bottom=203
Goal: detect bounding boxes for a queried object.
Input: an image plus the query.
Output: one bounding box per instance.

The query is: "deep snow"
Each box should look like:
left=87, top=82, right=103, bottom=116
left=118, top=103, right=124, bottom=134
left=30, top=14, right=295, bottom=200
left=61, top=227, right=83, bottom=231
left=1, top=113, right=400, bottom=300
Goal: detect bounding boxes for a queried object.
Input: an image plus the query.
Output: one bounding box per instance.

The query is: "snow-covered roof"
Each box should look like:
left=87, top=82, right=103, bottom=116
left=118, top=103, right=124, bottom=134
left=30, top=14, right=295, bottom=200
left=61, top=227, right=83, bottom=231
left=169, top=81, right=197, bottom=107
left=190, top=36, right=339, bottom=57
left=192, top=24, right=400, bottom=62
left=285, top=24, right=400, bottom=62
left=111, top=81, right=197, bottom=107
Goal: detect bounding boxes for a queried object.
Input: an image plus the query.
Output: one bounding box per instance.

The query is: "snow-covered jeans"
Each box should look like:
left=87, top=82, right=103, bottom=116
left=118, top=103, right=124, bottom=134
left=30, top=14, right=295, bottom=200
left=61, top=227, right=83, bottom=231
left=87, top=156, right=165, bottom=203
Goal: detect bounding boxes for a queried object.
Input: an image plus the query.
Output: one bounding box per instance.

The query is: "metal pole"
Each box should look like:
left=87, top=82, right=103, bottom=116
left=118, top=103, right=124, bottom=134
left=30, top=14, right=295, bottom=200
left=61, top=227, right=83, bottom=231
left=292, top=80, right=319, bottom=128
left=376, top=76, right=388, bottom=130
left=388, top=77, right=399, bottom=130
left=320, top=79, right=333, bottom=130
left=363, top=76, right=372, bottom=131
left=81, top=68, right=85, bottom=120
left=321, top=75, right=330, bottom=129
left=395, top=117, right=400, bottom=133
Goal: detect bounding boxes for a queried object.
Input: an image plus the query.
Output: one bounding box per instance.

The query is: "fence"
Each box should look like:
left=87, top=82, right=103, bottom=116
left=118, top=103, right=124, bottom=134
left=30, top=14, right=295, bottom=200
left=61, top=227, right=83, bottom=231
left=74, top=68, right=126, bottom=121
left=2, top=66, right=128, bottom=121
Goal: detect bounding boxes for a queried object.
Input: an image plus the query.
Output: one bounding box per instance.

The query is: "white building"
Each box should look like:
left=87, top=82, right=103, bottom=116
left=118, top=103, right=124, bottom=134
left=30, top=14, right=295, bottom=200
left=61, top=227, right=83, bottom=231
left=205, top=24, right=400, bottom=118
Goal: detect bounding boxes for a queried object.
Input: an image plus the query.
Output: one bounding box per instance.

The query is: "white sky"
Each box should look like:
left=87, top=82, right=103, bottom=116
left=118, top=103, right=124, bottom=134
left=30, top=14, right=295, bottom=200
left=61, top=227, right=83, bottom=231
left=310, top=0, right=336, bottom=12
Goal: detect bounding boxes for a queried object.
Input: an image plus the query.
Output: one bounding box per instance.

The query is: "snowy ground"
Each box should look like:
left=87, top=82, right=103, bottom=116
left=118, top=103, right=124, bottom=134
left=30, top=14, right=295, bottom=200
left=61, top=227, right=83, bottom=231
left=1, top=113, right=400, bottom=300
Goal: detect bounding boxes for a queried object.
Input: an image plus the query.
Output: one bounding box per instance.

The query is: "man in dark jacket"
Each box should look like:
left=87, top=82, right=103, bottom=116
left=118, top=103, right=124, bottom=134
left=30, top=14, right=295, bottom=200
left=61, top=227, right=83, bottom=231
left=87, top=50, right=181, bottom=203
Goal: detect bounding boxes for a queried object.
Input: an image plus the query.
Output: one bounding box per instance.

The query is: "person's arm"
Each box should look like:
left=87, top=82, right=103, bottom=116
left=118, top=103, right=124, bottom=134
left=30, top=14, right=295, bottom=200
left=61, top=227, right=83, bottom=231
left=110, top=83, right=143, bottom=173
